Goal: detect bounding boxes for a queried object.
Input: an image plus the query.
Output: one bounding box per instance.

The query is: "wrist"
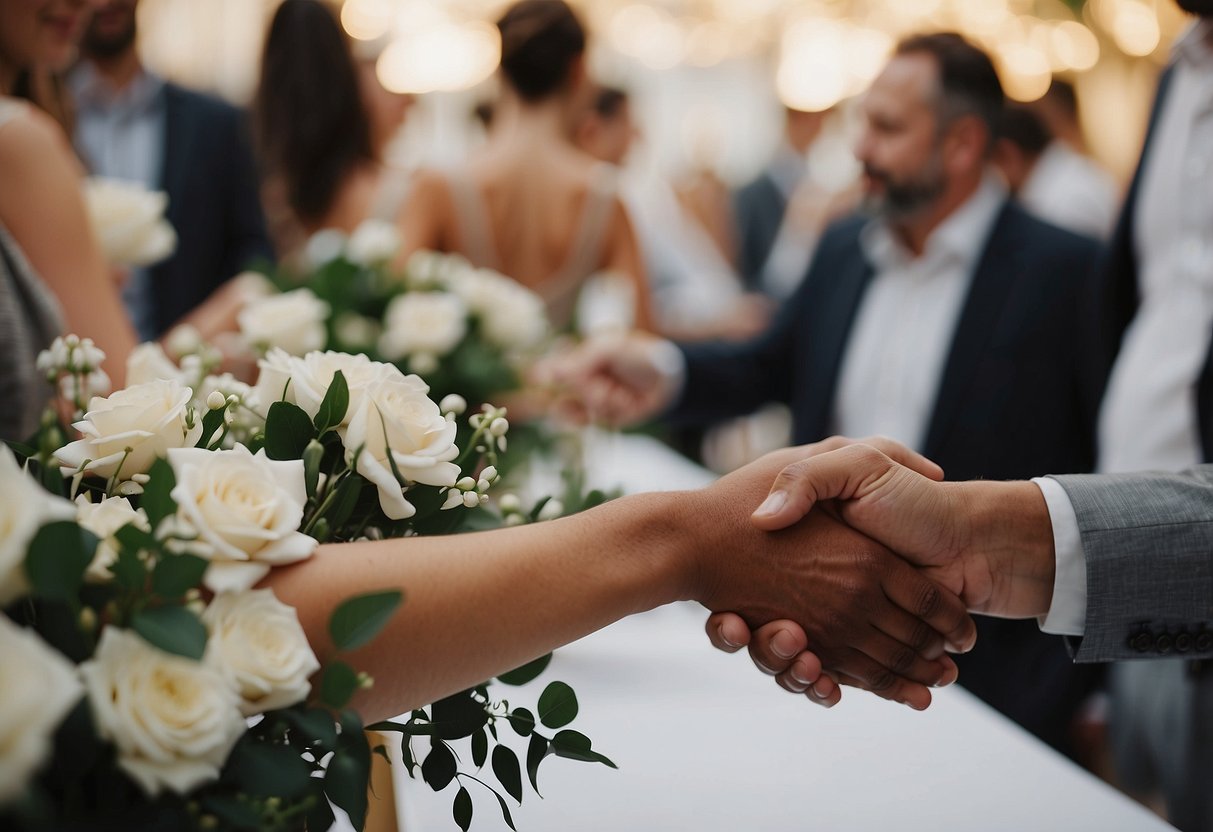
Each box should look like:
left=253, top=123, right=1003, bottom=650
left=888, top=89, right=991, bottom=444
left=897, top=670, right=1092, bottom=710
left=962, top=481, right=1056, bottom=617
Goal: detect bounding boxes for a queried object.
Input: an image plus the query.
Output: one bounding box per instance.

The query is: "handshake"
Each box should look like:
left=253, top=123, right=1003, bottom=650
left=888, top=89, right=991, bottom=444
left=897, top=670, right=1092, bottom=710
left=538, top=336, right=1063, bottom=712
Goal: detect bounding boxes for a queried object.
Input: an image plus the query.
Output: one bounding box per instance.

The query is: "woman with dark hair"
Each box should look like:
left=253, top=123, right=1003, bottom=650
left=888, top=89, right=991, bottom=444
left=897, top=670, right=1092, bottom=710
left=397, top=0, right=652, bottom=331
left=254, top=0, right=413, bottom=260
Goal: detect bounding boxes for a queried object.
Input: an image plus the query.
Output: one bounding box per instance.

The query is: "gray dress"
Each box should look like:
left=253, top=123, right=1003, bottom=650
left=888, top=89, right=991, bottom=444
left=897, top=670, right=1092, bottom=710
left=0, top=99, right=67, bottom=441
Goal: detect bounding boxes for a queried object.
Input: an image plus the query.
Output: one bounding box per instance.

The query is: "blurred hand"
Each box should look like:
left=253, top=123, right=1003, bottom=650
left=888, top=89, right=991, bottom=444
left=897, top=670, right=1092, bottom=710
left=533, top=332, right=681, bottom=428
left=687, top=441, right=975, bottom=711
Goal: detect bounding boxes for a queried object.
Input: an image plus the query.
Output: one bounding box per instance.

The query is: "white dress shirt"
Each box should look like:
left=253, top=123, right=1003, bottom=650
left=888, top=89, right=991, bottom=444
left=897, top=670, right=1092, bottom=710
left=1042, top=22, right=1213, bottom=635
left=1018, top=141, right=1120, bottom=240
left=831, top=173, right=1007, bottom=449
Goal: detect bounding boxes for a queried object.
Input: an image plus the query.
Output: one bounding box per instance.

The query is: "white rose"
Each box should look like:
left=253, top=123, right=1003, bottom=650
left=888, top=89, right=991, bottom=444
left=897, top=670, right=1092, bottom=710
left=74, top=495, right=150, bottom=583
left=250, top=347, right=297, bottom=418
left=167, top=445, right=316, bottom=593
left=334, top=312, right=381, bottom=350
left=126, top=342, right=183, bottom=387
left=0, top=617, right=84, bottom=805
left=281, top=351, right=391, bottom=428
left=304, top=228, right=349, bottom=269
left=54, top=379, right=202, bottom=482
left=237, top=288, right=329, bottom=356
left=202, top=589, right=320, bottom=716
left=346, top=219, right=402, bottom=266
left=450, top=269, right=548, bottom=349
left=405, top=249, right=470, bottom=288
left=82, top=176, right=177, bottom=268
left=378, top=292, right=468, bottom=361
left=80, top=627, right=244, bottom=796
left=341, top=371, right=460, bottom=520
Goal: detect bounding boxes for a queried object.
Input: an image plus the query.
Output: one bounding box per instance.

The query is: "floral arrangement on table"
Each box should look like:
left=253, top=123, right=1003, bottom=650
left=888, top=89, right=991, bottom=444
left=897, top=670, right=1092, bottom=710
left=237, top=219, right=550, bottom=409
left=0, top=335, right=612, bottom=832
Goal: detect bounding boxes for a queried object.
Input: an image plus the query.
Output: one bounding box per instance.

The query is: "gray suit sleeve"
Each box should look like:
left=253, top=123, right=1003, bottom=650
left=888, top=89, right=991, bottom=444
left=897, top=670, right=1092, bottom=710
left=1052, top=467, right=1213, bottom=662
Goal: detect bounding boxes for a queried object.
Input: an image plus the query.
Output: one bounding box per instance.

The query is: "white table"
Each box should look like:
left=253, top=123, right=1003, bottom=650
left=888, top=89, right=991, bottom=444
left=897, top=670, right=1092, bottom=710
left=387, top=433, right=1174, bottom=831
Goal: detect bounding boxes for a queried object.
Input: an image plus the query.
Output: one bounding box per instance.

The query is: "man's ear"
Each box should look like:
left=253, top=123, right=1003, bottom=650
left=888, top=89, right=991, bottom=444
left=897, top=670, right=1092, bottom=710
left=944, top=114, right=990, bottom=176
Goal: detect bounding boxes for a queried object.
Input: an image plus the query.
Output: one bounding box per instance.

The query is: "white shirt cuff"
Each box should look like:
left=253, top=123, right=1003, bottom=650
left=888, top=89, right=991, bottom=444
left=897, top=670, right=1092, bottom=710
left=1031, top=477, right=1087, bottom=637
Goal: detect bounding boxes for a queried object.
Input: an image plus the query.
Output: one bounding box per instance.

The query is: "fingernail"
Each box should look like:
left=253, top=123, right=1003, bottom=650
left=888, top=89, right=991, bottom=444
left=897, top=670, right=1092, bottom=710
left=717, top=625, right=741, bottom=650
left=771, top=629, right=798, bottom=659
left=789, top=666, right=812, bottom=686
left=754, top=491, right=787, bottom=518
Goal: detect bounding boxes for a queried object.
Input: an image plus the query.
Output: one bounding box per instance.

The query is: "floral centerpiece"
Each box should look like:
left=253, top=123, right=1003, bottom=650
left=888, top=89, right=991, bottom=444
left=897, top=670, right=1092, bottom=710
left=0, top=336, right=611, bottom=831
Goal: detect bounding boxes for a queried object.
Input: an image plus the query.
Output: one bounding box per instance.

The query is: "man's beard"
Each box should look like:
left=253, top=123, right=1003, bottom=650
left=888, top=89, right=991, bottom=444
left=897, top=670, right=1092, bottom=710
left=862, top=155, right=946, bottom=222
left=82, top=17, right=137, bottom=59
left=1175, top=0, right=1213, bottom=16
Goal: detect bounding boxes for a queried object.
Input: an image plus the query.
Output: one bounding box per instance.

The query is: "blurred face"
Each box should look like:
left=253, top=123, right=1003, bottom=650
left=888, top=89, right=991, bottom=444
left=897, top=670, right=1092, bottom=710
left=82, top=0, right=137, bottom=59
left=578, top=101, right=636, bottom=166
left=853, top=53, right=947, bottom=221
left=0, top=0, right=100, bottom=77
left=357, top=59, right=413, bottom=155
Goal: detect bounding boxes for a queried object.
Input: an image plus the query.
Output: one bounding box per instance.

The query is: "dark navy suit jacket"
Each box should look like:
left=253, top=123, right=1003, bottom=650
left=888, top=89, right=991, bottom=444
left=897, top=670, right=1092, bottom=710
left=732, top=173, right=787, bottom=293
left=149, top=83, right=273, bottom=337
left=672, top=201, right=1105, bottom=750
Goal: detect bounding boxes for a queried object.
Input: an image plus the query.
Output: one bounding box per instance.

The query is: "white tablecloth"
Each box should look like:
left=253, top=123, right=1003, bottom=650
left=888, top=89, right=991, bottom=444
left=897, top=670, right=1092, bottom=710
left=381, top=433, right=1174, bottom=831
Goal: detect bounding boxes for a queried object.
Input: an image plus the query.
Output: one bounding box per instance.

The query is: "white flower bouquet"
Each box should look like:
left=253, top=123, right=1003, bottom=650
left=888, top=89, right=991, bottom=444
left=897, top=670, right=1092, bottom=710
left=82, top=176, right=178, bottom=268
left=239, top=220, right=550, bottom=409
left=0, top=336, right=611, bottom=832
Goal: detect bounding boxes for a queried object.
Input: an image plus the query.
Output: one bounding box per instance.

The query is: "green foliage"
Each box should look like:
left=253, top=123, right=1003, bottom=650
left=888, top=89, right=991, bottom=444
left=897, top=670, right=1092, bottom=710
left=320, top=661, right=360, bottom=711
left=537, top=681, right=578, bottom=730
left=313, top=370, right=350, bottom=435
left=131, top=605, right=208, bottom=661
left=25, top=521, right=97, bottom=603
left=151, top=554, right=208, bottom=600
left=263, top=401, right=315, bottom=461
left=496, top=653, right=552, bottom=686
left=140, top=457, right=178, bottom=528
left=328, top=590, right=403, bottom=652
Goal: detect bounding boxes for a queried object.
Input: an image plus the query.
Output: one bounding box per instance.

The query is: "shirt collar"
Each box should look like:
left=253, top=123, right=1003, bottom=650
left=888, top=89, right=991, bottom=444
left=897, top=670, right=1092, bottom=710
left=1173, top=19, right=1213, bottom=69
left=860, top=171, right=1007, bottom=273
left=69, top=61, right=164, bottom=116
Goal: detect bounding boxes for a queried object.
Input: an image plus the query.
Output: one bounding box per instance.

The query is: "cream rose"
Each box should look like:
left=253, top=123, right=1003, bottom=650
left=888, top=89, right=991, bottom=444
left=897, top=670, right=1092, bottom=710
left=378, top=292, right=468, bottom=361
left=82, top=176, right=177, bottom=268
left=0, top=446, right=75, bottom=604
left=0, top=617, right=84, bottom=805
left=237, top=288, right=329, bottom=356
left=80, top=627, right=244, bottom=796
left=126, top=342, right=184, bottom=387
left=167, top=445, right=316, bottom=593
left=74, top=494, right=150, bottom=583
left=449, top=269, right=548, bottom=350
left=303, top=228, right=348, bottom=269
left=202, top=589, right=320, bottom=716
left=346, top=218, right=402, bottom=266
left=250, top=347, right=297, bottom=418
left=341, top=370, right=460, bottom=520
left=54, top=379, right=202, bottom=482
left=404, top=249, right=469, bottom=288
left=281, top=351, right=390, bottom=428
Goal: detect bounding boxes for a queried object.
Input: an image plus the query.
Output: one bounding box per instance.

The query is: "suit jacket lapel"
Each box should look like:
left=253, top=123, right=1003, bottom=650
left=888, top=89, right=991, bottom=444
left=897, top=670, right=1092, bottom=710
left=801, top=242, right=874, bottom=439
left=922, top=202, right=1022, bottom=459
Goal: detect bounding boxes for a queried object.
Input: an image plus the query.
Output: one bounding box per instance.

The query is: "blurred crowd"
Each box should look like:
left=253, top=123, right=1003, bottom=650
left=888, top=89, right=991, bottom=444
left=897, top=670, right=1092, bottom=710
left=2, top=0, right=1213, bottom=828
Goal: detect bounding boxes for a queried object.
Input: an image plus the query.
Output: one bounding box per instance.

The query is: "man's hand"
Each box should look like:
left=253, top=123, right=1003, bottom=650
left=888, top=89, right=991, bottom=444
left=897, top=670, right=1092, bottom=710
left=685, top=443, right=975, bottom=711
left=534, top=333, right=681, bottom=428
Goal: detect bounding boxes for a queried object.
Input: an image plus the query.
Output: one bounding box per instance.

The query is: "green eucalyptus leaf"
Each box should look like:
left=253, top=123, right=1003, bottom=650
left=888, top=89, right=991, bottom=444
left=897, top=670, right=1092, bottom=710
left=264, top=401, right=316, bottom=460
left=320, top=661, right=359, bottom=710
left=25, top=521, right=97, bottom=602
left=328, top=589, right=403, bottom=652
left=131, top=605, right=207, bottom=660
left=327, top=475, right=364, bottom=530
left=151, top=554, right=208, bottom=599
left=282, top=707, right=339, bottom=751
left=552, top=729, right=617, bottom=768
left=113, top=523, right=156, bottom=555
left=421, top=740, right=457, bottom=791
left=429, top=691, right=490, bottom=740
left=224, top=740, right=313, bottom=799
left=110, top=545, right=147, bottom=591
left=304, top=783, right=336, bottom=832
left=325, top=748, right=370, bottom=829
left=492, top=744, right=523, bottom=804
left=526, top=734, right=549, bottom=794
left=314, top=370, right=350, bottom=434
left=471, top=728, right=488, bottom=769
left=141, top=457, right=177, bottom=528
left=453, top=785, right=473, bottom=832
left=496, top=653, right=552, bottom=686
left=490, top=785, right=518, bottom=831
left=537, top=681, right=578, bottom=730
left=195, top=402, right=228, bottom=449
left=508, top=708, right=535, bottom=738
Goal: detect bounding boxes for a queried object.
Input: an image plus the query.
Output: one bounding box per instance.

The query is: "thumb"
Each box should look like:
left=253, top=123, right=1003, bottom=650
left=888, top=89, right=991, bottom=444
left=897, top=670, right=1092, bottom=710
left=751, top=444, right=900, bottom=531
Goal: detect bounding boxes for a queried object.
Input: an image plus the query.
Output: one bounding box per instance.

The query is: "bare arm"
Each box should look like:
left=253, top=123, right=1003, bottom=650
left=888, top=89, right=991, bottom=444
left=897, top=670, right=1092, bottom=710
left=266, top=443, right=976, bottom=722
left=603, top=196, right=654, bottom=332
left=0, top=106, right=136, bottom=385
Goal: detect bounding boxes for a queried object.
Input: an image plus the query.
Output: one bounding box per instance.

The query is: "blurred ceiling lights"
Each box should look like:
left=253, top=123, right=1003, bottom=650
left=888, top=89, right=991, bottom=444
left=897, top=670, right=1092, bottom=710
left=338, top=0, right=1187, bottom=105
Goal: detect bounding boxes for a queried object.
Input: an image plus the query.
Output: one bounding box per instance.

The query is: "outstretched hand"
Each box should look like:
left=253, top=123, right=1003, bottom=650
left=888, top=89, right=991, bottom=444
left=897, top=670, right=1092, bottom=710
left=688, top=438, right=975, bottom=711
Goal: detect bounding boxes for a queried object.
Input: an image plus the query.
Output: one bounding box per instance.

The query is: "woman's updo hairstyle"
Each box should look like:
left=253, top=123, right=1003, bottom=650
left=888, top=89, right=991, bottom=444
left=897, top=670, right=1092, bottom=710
left=496, top=0, right=587, bottom=102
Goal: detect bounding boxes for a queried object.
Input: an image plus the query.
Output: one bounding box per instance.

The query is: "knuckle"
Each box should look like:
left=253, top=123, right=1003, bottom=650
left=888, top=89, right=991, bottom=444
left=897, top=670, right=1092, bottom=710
left=867, top=668, right=898, bottom=692
left=907, top=619, right=935, bottom=653
left=914, top=582, right=944, bottom=619
left=888, top=645, right=917, bottom=676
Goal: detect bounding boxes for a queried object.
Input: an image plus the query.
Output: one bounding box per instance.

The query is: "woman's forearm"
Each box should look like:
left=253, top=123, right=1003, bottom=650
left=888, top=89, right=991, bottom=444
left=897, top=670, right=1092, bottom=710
left=265, top=491, right=697, bottom=721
